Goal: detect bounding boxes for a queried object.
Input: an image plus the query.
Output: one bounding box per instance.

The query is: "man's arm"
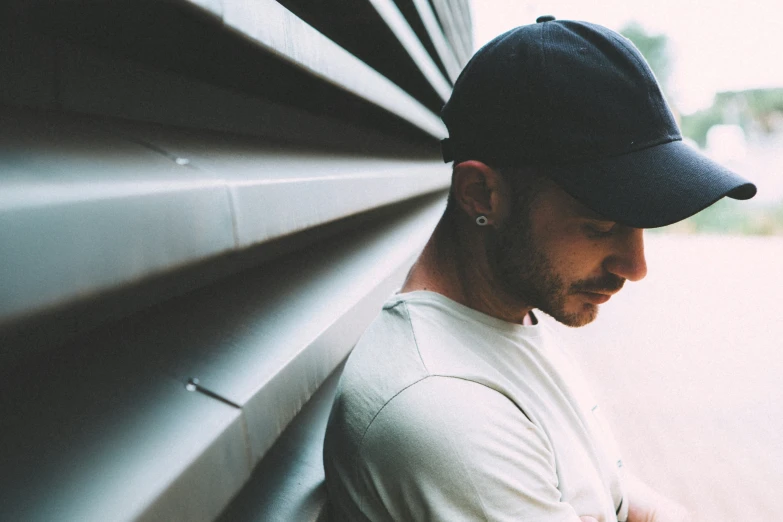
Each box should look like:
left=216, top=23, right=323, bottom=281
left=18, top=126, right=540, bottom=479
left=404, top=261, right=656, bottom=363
left=625, top=472, right=691, bottom=522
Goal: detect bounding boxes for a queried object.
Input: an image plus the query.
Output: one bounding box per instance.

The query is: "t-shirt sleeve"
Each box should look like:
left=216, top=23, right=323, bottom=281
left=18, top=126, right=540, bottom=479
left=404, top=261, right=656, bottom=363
left=354, top=376, right=583, bottom=522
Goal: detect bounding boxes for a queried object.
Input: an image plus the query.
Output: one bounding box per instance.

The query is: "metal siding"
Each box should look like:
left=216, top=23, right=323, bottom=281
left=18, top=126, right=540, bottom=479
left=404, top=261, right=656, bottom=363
left=220, top=0, right=447, bottom=138
left=410, top=0, right=463, bottom=82
left=0, top=0, right=471, bottom=519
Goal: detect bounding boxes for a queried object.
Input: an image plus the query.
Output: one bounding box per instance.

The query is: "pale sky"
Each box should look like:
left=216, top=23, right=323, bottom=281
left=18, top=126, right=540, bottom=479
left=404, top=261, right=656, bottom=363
left=471, top=0, right=783, bottom=114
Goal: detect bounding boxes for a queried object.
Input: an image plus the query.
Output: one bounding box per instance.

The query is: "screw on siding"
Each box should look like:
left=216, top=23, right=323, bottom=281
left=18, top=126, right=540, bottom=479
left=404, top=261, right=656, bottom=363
left=183, top=377, right=241, bottom=408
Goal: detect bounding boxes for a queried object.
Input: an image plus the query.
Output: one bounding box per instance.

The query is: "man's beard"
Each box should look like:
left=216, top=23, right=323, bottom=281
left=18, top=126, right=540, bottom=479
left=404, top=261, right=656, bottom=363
left=485, top=213, right=624, bottom=327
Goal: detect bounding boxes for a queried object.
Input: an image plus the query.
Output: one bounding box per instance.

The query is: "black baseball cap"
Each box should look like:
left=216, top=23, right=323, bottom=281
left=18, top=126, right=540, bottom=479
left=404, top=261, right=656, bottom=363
left=441, top=16, right=756, bottom=228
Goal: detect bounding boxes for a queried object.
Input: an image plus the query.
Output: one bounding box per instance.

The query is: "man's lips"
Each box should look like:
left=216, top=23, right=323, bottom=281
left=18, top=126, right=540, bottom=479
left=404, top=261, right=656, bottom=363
left=572, top=275, right=625, bottom=305
left=577, top=291, right=615, bottom=304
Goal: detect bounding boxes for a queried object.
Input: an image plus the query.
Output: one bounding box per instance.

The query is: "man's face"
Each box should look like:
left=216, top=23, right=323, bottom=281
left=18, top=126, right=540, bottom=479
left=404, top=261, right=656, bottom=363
left=486, top=179, right=647, bottom=327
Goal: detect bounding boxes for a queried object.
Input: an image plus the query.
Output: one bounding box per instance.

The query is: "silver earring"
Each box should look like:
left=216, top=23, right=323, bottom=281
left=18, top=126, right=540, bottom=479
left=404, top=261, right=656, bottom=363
left=476, top=215, right=489, bottom=226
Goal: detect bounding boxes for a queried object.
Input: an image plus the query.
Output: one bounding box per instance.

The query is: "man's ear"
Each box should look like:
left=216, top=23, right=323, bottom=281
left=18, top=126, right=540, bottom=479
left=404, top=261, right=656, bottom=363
left=451, top=161, right=508, bottom=226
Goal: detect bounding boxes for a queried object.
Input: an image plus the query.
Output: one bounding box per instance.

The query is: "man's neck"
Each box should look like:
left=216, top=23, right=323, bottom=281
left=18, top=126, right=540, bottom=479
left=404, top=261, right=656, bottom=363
left=400, top=216, right=533, bottom=325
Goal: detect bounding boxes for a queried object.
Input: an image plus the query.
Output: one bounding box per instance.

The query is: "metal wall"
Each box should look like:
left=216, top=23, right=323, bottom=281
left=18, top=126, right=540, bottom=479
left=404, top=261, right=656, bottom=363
left=0, top=1, right=472, bottom=520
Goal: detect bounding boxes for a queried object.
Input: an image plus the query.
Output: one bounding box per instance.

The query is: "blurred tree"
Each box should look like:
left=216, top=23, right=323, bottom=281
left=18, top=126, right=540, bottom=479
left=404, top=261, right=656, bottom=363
left=681, top=88, right=783, bottom=146
left=730, top=88, right=783, bottom=132
left=620, top=22, right=783, bottom=146
left=679, top=107, right=722, bottom=147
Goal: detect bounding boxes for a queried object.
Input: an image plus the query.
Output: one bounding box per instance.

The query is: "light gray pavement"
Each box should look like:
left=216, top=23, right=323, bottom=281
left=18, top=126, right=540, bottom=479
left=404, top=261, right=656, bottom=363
left=557, top=234, right=783, bottom=522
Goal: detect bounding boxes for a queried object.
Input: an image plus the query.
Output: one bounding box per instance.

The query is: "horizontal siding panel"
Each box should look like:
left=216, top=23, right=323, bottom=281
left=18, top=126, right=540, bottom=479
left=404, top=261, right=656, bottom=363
left=0, top=109, right=235, bottom=326
left=56, top=40, right=436, bottom=154
left=110, top=194, right=445, bottom=460
left=366, top=0, right=453, bottom=99
left=408, top=0, right=462, bottom=82
left=219, top=0, right=447, bottom=138
left=430, top=0, right=472, bottom=64
left=0, top=107, right=449, bottom=329
left=217, top=362, right=345, bottom=522
left=229, top=166, right=448, bottom=248
left=275, top=0, right=449, bottom=113
left=0, top=359, right=249, bottom=522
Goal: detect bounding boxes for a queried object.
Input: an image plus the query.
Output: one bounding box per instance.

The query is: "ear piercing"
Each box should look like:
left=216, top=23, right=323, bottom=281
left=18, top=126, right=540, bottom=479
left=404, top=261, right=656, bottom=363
left=476, top=215, right=489, bottom=226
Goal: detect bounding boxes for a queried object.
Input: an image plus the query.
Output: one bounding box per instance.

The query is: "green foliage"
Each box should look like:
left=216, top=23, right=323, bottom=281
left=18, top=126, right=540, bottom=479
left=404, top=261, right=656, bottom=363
left=654, top=199, right=783, bottom=236
left=680, top=88, right=783, bottom=146
left=679, top=108, right=722, bottom=148
left=729, top=88, right=783, bottom=118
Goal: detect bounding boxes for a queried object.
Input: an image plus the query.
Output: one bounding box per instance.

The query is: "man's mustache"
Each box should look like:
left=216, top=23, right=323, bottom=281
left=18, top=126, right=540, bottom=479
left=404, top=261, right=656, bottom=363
left=571, top=274, right=625, bottom=294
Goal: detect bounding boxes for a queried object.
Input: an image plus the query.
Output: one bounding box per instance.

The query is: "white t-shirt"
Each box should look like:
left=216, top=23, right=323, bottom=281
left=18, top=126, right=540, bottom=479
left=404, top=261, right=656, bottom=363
left=324, top=291, right=629, bottom=522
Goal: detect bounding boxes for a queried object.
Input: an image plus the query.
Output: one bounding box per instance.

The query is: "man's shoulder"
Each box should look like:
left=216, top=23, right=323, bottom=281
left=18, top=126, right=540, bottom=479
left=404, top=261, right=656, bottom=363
left=329, top=294, right=558, bottom=448
left=331, top=294, right=503, bottom=434
left=329, top=367, right=551, bottom=483
left=339, top=298, right=428, bottom=405
left=360, top=375, right=541, bottom=453
left=325, top=300, right=428, bottom=451
left=325, top=375, right=566, bottom=521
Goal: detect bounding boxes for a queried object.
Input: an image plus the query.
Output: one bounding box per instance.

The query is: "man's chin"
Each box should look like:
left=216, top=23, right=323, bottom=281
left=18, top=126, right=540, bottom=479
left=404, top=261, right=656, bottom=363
left=548, top=302, right=600, bottom=328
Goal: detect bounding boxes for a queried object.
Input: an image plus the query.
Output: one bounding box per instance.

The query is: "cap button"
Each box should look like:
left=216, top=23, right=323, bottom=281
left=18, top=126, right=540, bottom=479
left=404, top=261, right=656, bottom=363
left=536, top=15, right=556, bottom=23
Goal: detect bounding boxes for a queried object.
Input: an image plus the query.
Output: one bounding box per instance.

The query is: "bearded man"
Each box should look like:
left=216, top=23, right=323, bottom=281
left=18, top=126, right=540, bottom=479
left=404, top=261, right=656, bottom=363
left=323, top=16, right=755, bottom=522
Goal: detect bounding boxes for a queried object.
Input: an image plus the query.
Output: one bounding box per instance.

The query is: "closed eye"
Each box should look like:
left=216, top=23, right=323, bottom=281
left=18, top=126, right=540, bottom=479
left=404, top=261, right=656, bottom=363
left=583, top=221, right=619, bottom=238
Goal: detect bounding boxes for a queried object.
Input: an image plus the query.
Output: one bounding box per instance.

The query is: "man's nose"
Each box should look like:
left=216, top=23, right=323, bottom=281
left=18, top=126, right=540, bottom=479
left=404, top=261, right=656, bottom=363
left=604, top=227, right=647, bottom=282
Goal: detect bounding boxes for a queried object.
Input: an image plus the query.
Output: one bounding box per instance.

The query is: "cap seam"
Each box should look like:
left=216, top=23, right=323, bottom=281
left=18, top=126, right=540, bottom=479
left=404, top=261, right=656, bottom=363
left=486, top=133, right=681, bottom=170
left=548, top=134, right=682, bottom=167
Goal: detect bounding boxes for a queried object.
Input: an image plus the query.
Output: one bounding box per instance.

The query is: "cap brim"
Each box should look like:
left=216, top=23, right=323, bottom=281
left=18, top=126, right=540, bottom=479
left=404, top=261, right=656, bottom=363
left=545, top=140, right=757, bottom=228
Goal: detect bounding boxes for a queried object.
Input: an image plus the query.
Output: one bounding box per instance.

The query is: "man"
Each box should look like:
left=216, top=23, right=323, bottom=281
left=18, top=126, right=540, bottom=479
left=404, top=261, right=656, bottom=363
left=323, top=16, right=756, bottom=522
